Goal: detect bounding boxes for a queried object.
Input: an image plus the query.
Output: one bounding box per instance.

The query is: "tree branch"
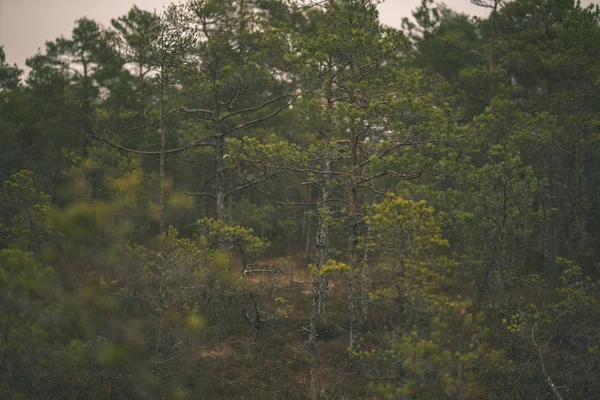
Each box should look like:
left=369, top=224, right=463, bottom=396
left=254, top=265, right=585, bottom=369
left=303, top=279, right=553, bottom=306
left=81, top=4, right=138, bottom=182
left=83, top=129, right=214, bottom=155
left=531, top=325, right=564, bottom=400
left=220, top=93, right=297, bottom=122
left=274, top=198, right=346, bottom=206
left=185, top=192, right=217, bottom=199
left=267, top=165, right=345, bottom=176
left=225, top=173, right=278, bottom=198
left=181, top=107, right=215, bottom=118
left=274, top=201, right=320, bottom=206
left=359, top=184, right=389, bottom=196
left=357, top=139, right=438, bottom=169
left=356, top=170, right=422, bottom=185
left=221, top=95, right=299, bottom=136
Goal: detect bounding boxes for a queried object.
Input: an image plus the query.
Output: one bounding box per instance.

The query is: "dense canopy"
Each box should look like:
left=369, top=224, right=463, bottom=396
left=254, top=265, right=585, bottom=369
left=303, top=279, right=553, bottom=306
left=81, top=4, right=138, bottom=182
left=1, top=0, right=600, bottom=398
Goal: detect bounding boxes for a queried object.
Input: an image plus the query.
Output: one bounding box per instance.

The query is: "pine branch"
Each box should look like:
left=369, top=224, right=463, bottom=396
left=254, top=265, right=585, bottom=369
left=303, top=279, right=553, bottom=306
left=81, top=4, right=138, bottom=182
left=82, top=129, right=214, bottom=155
left=184, top=191, right=217, bottom=199
left=220, top=93, right=297, bottom=122
left=221, top=95, right=299, bottom=136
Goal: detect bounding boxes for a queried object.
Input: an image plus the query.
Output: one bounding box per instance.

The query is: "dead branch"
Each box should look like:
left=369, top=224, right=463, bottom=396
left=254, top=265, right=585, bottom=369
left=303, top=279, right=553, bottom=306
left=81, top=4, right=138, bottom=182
left=82, top=129, right=214, bottom=155
left=531, top=325, right=564, bottom=400
left=221, top=95, right=299, bottom=136
left=220, top=93, right=297, bottom=122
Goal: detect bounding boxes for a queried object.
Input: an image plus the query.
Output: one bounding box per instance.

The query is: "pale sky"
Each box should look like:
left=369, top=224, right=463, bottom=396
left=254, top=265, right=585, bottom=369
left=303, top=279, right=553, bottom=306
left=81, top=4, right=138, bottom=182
left=0, top=0, right=595, bottom=71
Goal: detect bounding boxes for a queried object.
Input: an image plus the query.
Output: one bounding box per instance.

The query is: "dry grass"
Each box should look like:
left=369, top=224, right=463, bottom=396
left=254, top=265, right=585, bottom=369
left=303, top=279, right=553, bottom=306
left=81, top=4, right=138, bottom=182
left=180, top=257, right=371, bottom=399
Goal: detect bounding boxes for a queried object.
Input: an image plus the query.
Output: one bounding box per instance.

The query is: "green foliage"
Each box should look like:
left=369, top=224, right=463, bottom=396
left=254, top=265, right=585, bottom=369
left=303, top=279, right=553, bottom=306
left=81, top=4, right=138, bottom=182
left=309, top=259, right=351, bottom=278
left=0, top=46, right=22, bottom=90
left=197, top=218, right=266, bottom=270
left=367, top=309, right=505, bottom=399
left=365, top=194, right=454, bottom=309
left=1, top=170, right=51, bottom=250
left=2, top=0, right=600, bottom=398
left=0, top=248, right=59, bottom=396
left=496, top=257, right=600, bottom=397
left=274, top=297, right=294, bottom=319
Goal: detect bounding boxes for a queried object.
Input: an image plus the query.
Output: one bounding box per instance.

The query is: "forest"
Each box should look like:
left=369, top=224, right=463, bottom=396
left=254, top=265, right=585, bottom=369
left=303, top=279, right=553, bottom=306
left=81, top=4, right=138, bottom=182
left=1, top=0, right=599, bottom=398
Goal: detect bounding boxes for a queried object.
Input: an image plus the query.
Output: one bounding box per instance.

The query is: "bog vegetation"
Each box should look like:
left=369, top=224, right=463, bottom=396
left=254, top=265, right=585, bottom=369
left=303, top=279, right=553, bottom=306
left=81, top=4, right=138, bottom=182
left=1, top=0, right=600, bottom=398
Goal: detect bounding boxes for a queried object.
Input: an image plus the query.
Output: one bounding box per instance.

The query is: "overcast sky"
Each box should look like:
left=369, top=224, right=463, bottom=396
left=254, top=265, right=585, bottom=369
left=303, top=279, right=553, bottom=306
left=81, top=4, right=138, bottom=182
left=0, top=0, right=595, bottom=71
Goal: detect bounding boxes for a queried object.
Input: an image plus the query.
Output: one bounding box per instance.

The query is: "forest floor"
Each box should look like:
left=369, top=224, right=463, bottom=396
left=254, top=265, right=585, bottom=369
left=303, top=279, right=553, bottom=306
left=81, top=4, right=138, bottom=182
left=244, top=256, right=346, bottom=296
left=186, top=256, right=370, bottom=399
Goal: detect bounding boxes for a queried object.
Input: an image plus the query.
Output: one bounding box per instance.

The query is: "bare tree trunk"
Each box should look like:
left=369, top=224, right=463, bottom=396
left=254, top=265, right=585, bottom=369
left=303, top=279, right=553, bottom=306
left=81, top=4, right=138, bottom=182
left=304, top=182, right=312, bottom=260
left=347, top=143, right=362, bottom=362
left=308, top=273, right=321, bottom=350
left=309, top=203, right=330, bottom=350
left=471, top=0, right=500, bottom=72
left=308, top=187, right=330, bottom=350
left=347, top=227, right=361, bottom=362
left=489, top=0, right=498, bottom=72
left=543, top=72, right=558, bottom=276
left=531, top=325, right=564, bottom=400
left=347, top=61, right=364, bottom=362
left=361, top=227, right=370, bottom=318
left=573, top=112, right=587, bottom=259
left=308, top=58, right=334, bottom=351
left=214, top=133, right=227, bottom=223
left=158, top=64, right=167, bottom=235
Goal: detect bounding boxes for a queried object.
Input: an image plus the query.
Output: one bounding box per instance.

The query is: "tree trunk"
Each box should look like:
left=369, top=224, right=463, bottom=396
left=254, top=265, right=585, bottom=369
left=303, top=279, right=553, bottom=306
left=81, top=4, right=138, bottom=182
left=308, top=58, right=334, bottom=351
left=158, top=65, right=167, bottom=235
left=214, top=133, right=227, bottom=223
left=488, top=0, right=498, bottom=72
left=543, top=72, right=558, bottom=276
left=347, top=163, right=362, bottom=362
left=304, top=182, right=312, bottom=260
left=308, top=200, right=330, bottom=351
left=347, top=67, right=364, bottom=361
